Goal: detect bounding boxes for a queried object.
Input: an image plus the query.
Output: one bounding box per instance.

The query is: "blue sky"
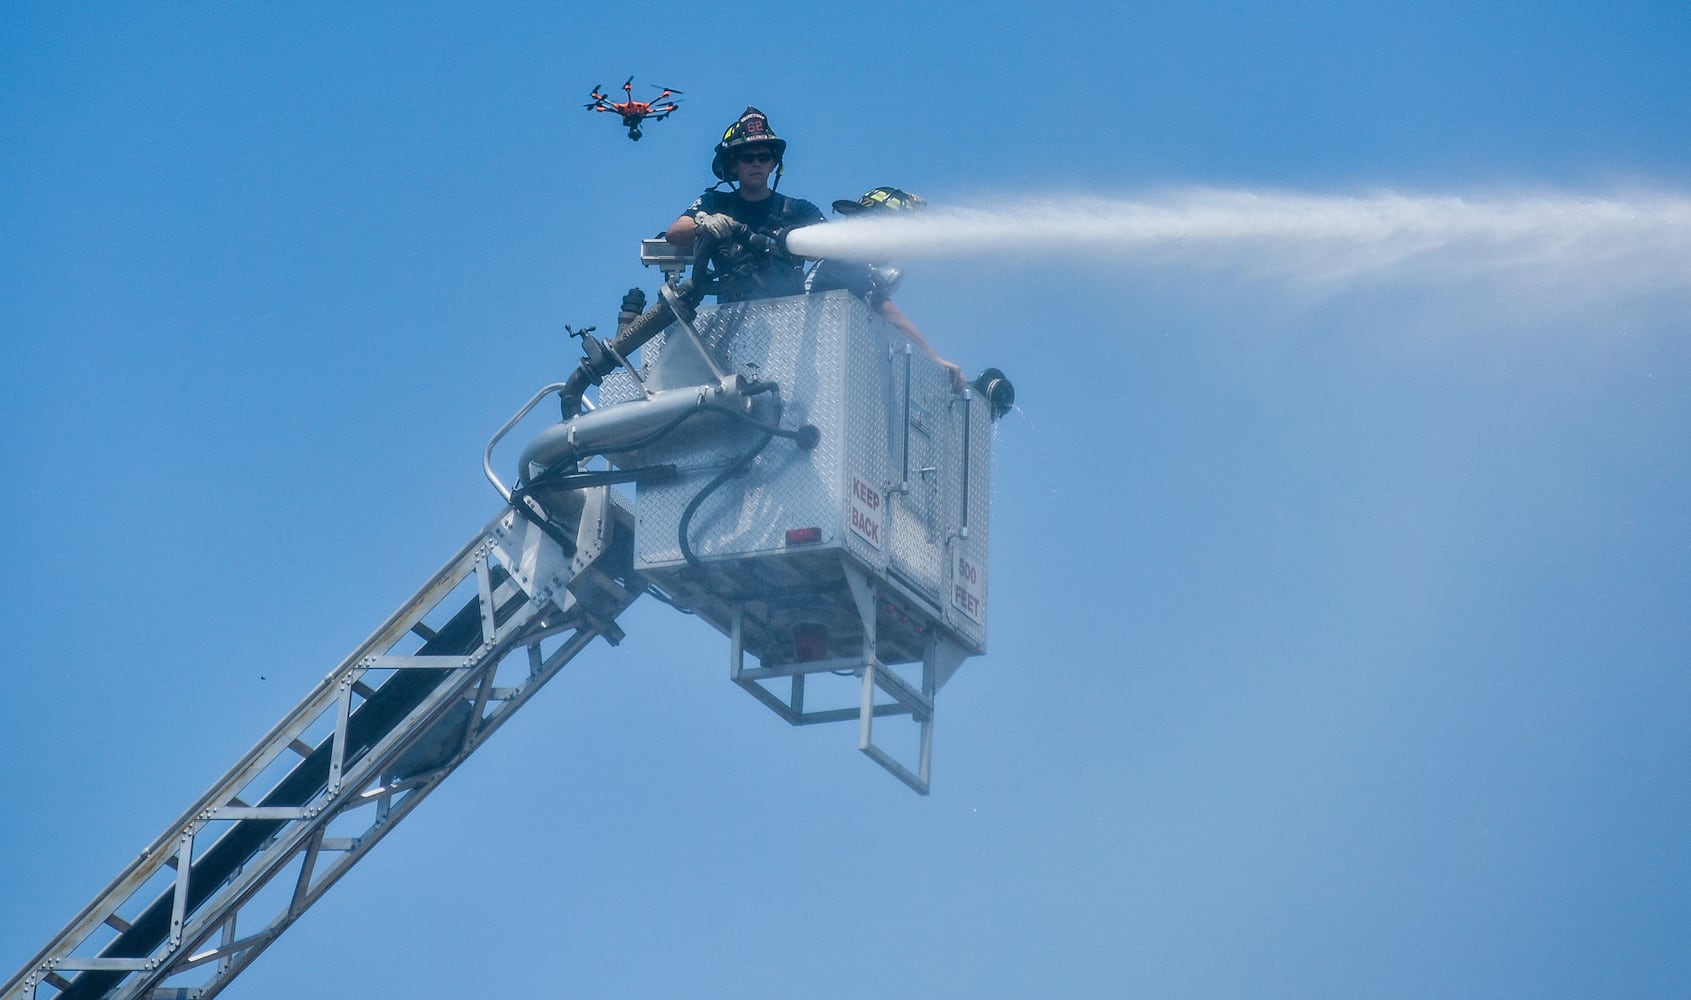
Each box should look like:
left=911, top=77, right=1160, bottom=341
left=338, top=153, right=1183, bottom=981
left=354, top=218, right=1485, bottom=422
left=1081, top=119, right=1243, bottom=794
left=4, top=4, right=1689, bottom=997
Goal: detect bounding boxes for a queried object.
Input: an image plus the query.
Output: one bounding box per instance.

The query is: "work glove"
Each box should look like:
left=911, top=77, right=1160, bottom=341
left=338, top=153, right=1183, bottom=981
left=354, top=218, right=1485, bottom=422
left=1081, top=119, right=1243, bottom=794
left=693, top=212, right=742, bottom=242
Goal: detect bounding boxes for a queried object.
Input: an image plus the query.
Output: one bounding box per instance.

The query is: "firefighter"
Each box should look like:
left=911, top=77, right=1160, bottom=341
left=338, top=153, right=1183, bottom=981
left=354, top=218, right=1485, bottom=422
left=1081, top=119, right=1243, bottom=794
left=807, top=186, right=962, bottom=389
left=665, top=107, right=824, bottom=302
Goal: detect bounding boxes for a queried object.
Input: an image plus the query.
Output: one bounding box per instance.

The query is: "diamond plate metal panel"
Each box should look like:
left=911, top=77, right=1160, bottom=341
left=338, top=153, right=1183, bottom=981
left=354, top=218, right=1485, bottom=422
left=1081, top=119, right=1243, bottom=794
left=886, top=347, right=954, bottom=604
left=633, top=293, right=857, bottom=568
left=588, top=291, right=990, bottom=653
left=597, top=369, right=643, bottom=407
left=840, top=299, right=894, bottom=576
left=942, top=391, right=993, bottom=649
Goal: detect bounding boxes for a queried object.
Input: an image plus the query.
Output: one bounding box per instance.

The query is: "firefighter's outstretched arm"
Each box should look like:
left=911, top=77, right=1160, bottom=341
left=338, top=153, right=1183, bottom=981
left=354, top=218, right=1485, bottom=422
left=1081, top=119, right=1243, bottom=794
left=878, top=299, right=964, bottom=389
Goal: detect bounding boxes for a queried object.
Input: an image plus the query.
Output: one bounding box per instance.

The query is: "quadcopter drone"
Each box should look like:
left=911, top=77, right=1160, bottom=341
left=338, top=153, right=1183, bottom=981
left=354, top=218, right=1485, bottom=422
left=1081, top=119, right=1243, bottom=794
left=585, top=77, right=682, bottom=141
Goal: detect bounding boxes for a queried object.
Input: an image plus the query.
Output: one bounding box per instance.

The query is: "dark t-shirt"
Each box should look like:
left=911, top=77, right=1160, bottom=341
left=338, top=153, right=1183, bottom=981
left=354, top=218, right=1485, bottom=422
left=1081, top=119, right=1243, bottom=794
left=682, top=189, right=825, bottom=302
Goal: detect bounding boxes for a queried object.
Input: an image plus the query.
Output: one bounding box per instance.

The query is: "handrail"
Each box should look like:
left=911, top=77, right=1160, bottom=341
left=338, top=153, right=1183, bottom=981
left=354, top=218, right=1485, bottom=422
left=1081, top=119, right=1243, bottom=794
left=482, top=382, right=569, bottom=502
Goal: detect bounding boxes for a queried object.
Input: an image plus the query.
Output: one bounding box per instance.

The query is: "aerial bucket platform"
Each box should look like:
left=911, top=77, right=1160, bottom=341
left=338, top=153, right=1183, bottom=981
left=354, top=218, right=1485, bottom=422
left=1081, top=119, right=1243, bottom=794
left=593, top=289, right=996, bottom=793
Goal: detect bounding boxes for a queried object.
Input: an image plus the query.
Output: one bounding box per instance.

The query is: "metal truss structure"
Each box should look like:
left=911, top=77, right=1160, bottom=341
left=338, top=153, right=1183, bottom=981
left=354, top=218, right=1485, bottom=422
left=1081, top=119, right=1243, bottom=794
left=726, top=558, right=957, bottom=795
left=5, top=494, right=638, bottom=1000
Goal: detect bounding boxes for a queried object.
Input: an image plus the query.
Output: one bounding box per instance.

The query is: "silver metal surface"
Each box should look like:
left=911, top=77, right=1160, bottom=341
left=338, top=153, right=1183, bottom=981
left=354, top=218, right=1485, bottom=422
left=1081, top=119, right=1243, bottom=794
left=639, top=238, right=692, bottom=285
left=483, top=381, right=570, bottom=501
left=516, top=374, right=750, bottom=482
left=609, top=291, right=994, bottom=790
left=626, top=293, right=990, bottom=650
left=658, top=281, right=727, bottom=382
left=946, top=386, right=993, bottom=653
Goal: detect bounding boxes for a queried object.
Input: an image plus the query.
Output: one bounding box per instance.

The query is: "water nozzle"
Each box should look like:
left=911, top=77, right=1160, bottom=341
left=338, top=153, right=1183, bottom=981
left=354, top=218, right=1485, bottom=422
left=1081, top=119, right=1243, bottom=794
left=744, top=227, right=796, bottom=259
left=777, top=223, right=823, bottom=260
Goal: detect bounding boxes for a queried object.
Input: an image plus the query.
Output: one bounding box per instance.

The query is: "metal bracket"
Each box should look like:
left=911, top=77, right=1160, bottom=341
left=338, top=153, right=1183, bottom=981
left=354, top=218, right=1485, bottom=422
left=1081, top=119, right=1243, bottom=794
left=727, top=560, right=935, bottom=795
left=659, top=281, right=729, bottom=383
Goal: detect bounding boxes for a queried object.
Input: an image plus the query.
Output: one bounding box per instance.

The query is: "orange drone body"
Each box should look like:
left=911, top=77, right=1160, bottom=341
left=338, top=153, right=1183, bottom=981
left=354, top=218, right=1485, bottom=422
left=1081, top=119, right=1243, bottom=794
left=585, top=76, right=683, bottom=141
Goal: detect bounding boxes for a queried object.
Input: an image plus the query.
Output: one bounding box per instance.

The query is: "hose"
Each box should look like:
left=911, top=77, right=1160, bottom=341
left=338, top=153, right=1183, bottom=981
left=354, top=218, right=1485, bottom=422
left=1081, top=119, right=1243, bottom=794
left=698, top=398, right=821, bottom=448
left=677, top=397, right=786, bottom=572
left=556, top=231, right=731, bottom=416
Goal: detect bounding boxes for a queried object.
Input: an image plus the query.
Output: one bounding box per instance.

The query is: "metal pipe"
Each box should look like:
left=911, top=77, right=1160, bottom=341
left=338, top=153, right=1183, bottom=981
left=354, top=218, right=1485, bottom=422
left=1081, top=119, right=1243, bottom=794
left=517, top=375, right=750, bottom=483
left=901, top=345, right=913, bottom=492
left=959, top=390, right=972, bottom=539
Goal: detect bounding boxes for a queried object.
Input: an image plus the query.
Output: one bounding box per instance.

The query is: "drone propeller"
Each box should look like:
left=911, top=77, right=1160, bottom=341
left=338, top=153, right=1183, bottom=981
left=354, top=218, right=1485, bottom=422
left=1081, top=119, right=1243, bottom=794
left=652, top=85, right=684, bottom=95
left=622, top=76, right=634, bottom=91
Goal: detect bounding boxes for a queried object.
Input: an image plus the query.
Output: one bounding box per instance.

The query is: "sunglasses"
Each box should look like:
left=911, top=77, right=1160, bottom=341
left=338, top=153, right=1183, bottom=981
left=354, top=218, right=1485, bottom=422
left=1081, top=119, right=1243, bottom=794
left=735, top=151, right=776, bottom=165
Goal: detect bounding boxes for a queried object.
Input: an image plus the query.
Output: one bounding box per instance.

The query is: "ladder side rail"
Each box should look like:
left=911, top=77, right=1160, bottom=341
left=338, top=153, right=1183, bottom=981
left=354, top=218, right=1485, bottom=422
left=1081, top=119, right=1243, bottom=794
left=76, top=555, right=536, bottom=998
left=31, top=560, right=501, bottom=999
left=133, top=515, right=642, bottom=999
left=3, top=520, right=509, bottom=1000
left=153, top=610, right=633, bottom=1000
left=124, top=577, right=530, bottom=986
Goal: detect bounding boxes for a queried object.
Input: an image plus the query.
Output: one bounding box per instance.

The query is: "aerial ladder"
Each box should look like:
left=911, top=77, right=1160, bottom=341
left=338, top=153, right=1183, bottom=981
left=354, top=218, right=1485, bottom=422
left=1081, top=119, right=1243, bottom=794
left=5, top=235, right=1015, bottom=1000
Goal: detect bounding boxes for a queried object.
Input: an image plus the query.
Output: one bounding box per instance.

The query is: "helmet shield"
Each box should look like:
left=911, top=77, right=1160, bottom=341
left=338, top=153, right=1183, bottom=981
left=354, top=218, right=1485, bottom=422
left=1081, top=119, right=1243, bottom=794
left=712, top=106, right=789, bottom=182
left=832, top=186, right=927, bottom=215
